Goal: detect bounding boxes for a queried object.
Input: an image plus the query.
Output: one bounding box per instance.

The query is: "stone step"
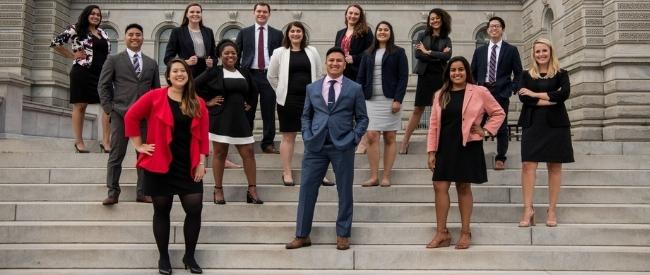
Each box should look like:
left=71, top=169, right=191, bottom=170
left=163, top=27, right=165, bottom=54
left=0, top=153, right=649, bottom=169
left=3, top=202, right=649, bottom=224
left=3, top=167, right=648, bottom=186
left=2, top=221, right=648, bottom=246
left=1, top=184, right=648, bottom=204
left=4, top=270, right=648, bottom=275
left=1, top=244, right=648, bottom=271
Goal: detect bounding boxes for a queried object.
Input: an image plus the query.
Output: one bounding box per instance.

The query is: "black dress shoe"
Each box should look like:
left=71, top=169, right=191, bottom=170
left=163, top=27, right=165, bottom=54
left=322, top=178, right=335, bottom=186
left=262, top=145, right=280, bottom=154
left=182, top=255, right=202, bottom=274
left=102, top=195, right=119, bottom=205
left=136, top=195, right=152, bottom=203
left=158, top=258, right=172, bottom=275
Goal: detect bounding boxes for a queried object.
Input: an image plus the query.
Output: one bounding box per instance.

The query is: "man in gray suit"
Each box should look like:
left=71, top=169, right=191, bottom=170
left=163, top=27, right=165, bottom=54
left=98, top=23, right=160, bottom=205
left=286, top=47, right=368, bottom=250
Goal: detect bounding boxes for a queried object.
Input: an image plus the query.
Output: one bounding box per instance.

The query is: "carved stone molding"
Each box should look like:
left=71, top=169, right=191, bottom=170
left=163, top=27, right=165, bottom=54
left=419, top=12, right=427, bottom=21
left=164, top=11, right=174, bottom=22
left=542, top=0, right=550, bottom=6
left=292, top=11, right=302, bottom=20
left=485, top=12, right=495, bottom=20
left=228, top=11, right=238, bottom=21
left=102, top=10, right=109, bottom=19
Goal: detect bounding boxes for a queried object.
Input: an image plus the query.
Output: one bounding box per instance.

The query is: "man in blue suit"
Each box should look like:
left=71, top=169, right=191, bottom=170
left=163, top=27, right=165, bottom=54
left=235, top=2, right=284, bottom=153
left=471, top=16, right=523, bottom=170
left=286, top=47, right=368, bottom=251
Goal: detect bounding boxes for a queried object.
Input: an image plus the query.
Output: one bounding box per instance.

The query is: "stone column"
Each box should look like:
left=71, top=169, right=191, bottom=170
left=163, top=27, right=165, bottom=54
left=601, top=0, right=650, bottom=140
left=0, top=73, right=30, bottom=137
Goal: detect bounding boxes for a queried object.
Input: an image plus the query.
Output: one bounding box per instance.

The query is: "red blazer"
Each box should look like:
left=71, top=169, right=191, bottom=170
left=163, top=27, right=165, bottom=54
left=124, top=87, right=209, bottom=176
left=427, top=83, right=505, bottom=153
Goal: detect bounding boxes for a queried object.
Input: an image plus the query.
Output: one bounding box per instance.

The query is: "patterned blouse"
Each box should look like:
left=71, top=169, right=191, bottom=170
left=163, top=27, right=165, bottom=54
left=50, top=24, right=110, bottom=67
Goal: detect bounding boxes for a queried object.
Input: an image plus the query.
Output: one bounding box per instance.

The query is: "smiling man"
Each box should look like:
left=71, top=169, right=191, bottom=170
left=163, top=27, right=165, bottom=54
left=286, top=47, right=368, bottom=251
left=235, top=2, right=284, bottom=154
left=98, top=23, right=160, bottom=205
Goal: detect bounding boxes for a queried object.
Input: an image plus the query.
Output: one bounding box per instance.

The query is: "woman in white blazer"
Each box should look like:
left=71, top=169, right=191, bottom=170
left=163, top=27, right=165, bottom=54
left=268, top=21, right=323, bottom=186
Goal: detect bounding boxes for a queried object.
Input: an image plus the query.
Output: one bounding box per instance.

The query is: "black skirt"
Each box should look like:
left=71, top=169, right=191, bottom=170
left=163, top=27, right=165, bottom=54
left=432, top=90, right=487, bottom=183
left=68, top=36, right=108, bottom=104
left=521, top=107, right=574, bottom=163
left=414, top=64, right=444, bottom=107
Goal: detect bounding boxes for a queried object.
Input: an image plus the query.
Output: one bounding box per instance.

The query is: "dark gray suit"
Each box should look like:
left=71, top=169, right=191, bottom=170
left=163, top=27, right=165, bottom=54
left=98, top=50, right=160, bottom=197
left=295, top=76, right=368, bottom=238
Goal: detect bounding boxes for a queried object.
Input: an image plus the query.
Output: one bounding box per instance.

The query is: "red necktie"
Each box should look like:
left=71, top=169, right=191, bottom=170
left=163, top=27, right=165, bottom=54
left=258, top=26, right=265, bottom=69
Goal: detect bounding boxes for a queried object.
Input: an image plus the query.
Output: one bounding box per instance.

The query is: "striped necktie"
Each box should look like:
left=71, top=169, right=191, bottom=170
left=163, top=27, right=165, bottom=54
left=132, top=53, right=141, bottom=79
left=488, top=44, right=497, bottom=83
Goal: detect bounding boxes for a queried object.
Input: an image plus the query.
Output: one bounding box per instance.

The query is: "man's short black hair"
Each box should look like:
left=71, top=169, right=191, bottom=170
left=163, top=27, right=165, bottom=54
left=326, top=47, right=345, bottom=58
left=125, top=23, right=143, bottom=34
left=487, top=16, right=505, bottom=29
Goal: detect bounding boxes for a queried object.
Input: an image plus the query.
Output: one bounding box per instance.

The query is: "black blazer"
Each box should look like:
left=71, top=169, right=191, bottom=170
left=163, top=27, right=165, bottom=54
left=517, top=70, right=571, bottom=128
left=164, top=25, right=217, bottom=76
left=335, top=28, right=374, bottom=81
left=413, top=32, right=452, bottom=75
left=356, top=47, right=409, bottom=103
left=194, top=65, right=258, bottom=117
left=470, top=41, right=523, bottom=99
left=235, top=24, right=283, bottom=69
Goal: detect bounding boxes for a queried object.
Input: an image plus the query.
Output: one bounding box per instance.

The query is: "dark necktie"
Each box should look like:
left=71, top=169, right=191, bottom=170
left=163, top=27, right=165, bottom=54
left=132, top=53, right=141, bottom=79
left=488, top=44, right=497, bottom=83
left=257, top=26, right=265, bottom=69
left=328, top=80, right=336, bottom=111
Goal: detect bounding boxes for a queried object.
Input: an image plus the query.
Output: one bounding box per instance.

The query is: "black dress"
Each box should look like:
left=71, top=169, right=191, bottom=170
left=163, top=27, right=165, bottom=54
left=143, top=97, right=203, bottom=196
left=520, top=72, right=574, bottom=163
left=211, top=69, right=254, bottom=144
left=414, top=36, right=447, bottom=107
left=278, top=50, right=311, bottom=132
left=432, top=90, right=488, bottom=183
left=69, top=35, right=108, bottom=104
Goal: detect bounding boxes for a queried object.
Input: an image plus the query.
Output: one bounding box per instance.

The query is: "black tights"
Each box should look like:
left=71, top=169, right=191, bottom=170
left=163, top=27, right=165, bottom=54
left=152, top=193, right=203, bottom=263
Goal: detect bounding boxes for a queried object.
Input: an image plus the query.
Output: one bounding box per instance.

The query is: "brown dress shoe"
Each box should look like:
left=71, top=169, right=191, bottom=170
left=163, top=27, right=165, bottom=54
left=336, top=236, right=350, bottom=250
left=102, top=196, right=119, bottom=205
left=136, top=195, right=152, bottom=203
left=494, top=160, right=506, bottom=170
left=262, top=145, right=280, bottom=154
left=285, top=236, right=311, bottom=249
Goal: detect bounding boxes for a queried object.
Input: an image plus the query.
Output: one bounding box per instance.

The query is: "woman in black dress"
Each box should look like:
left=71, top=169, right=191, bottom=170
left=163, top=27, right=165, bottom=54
left=517, top=38, right=574, bottom=228
left=401, top=8, right=452, bottom=154
left=426, top=56, right=505, bottom=249
left=194, top=40, right=263, bottom=205
left=124, top=59, right=209, bottom=274
left=267, top=22, right=323, bottom=186
left=51, top=5, right=111, bottom=153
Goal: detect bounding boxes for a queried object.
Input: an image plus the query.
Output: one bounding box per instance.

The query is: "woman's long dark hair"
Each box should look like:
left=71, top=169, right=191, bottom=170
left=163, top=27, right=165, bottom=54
left=424, top=8, right=451, bottom=38
left=344, top=4, right=370, bottom=38
left=75, top=5, right=101, bottom=38
left=165, top=58, right=201, bottom=118
left=282, top=21, right=308, bottom=49
left=438, top=56, right=474, bottom=109
left=367, top=21, right=397, bottom=54
left=181, top=2, right=204, bottom=27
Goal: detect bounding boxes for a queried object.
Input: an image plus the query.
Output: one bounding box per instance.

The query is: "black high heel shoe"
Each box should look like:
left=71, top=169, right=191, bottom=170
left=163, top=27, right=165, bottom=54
left=213, top=186, right=226, bottom=205
left=282, top=175, right=295, bottom=186
left=74, top=143, right=89, bottom=153
left=99, top=144, right=111, bottom=153
left=182, top=255, right=202, bottom=274
left=158, top=258, right=172, bottom=275
left=246, top=186, right=264, bottom=204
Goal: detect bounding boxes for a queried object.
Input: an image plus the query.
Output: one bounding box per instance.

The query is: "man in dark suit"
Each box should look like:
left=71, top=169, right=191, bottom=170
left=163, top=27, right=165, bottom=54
left=285, top=47, right=368, bottom=251
left=98, top=23, right=161, bottom=205
left=235, top=2, right=283, bottom=153
left=471, top=16, right=523, bottom=170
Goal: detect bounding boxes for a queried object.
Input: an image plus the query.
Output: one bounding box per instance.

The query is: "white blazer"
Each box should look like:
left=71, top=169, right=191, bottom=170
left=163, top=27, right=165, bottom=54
left=267, top=46, right=323, bottom=106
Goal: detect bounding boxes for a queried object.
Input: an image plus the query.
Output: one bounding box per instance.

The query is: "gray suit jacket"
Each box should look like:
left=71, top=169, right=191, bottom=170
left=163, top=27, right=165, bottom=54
left=301, top=77, right=368, bottom=152
left=98, top=50, right=161, bottom=115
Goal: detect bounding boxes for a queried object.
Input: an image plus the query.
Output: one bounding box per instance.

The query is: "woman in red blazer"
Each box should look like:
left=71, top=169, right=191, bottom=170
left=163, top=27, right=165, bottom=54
left=426, top=56, right=505, bottom=250
left=125, top=58, right=208, bottom=274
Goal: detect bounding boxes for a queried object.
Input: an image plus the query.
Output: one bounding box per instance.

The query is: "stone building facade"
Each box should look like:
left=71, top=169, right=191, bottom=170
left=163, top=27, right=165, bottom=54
left=0, top=0, right=648, bottom=141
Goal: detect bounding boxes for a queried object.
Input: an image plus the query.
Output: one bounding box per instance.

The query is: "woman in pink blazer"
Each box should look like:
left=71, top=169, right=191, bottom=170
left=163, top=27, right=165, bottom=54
left=426, top=56, right=505, bottom=249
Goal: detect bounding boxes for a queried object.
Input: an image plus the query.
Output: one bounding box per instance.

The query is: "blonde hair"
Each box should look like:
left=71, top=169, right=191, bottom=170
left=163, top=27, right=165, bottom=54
left=528, top=38, right=561, bottom=79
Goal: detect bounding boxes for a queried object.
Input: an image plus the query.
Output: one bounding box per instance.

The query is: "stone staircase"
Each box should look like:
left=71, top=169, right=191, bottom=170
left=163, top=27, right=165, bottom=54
left=1, top=135, right=649, bottom=274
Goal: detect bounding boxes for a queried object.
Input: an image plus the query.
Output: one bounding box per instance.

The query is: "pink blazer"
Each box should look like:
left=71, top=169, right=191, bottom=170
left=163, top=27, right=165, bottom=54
left=427, top=83, right=505, bottom=153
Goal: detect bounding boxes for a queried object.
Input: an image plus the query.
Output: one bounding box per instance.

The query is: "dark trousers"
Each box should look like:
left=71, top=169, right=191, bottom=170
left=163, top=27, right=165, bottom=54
left=295, top=144, right=355, bottom=238
left=249, top=70, right=276, bottom=149
left=106, top=111, right=145, bottom=197
left=493, top=96, right=510, bottom=162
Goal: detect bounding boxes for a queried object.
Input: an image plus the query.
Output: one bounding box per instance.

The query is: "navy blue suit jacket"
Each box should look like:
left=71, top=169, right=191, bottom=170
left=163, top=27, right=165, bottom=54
left=356, top=47, right=409, bottom=103
left=470, top=41, right=523, bottom=99
left=301, top=77, right=368, bottom=152
left=235, top=25, right=283, bottom=69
